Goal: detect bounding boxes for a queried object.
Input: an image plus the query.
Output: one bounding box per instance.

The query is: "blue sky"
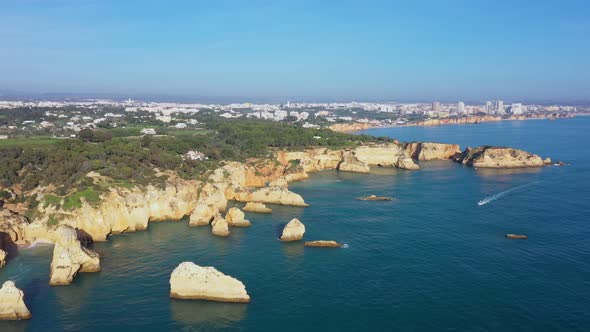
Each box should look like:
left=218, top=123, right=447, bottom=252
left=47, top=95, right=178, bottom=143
left=0, top=0, right=588, bottom=102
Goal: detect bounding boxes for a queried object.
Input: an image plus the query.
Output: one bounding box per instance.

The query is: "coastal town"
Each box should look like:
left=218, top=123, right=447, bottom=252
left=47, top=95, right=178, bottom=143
left=0, top=99, right=585, bottom=139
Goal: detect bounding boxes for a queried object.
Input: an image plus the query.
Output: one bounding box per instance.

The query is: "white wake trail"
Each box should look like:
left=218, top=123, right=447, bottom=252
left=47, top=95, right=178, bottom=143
left=477, top=182, right=539, bottom=206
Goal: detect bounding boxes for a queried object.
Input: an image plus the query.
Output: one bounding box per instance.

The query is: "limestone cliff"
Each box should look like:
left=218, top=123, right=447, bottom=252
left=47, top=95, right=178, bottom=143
left=404, top=142, right=461, bottom=161
left=49, top=225, right=101, bottom=286
left=454, top=146, right=546, bottom=168
left=338, top=151, right=370, bottom=173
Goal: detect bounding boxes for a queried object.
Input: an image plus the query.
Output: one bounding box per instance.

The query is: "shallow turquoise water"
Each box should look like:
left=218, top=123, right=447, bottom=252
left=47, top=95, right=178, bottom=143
left=1, top=117, right=589, bottom=331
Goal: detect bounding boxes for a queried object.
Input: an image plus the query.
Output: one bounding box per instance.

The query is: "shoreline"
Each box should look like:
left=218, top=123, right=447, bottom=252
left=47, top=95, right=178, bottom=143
left=330, top=114, right=579, bottom=133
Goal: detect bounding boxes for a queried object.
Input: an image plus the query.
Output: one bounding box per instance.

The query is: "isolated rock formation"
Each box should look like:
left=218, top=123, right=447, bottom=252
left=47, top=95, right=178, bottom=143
left=404, top=142, right=461, bottom=161
left=358, top=195, right=393, bottom=201
left=211, top=214, right=230, bottom=237
left=280, top=218, right=305, bottom=242
left=454, top=146, right=545, bottom=168
left=243, top=202, right=272, bottom=213
left=225, top=207, right=251, bottom=227
left=304, top=240, right=343, bottom=247
left=49, top=225, right=100, bottom=286
left=0, top=281, right=31, bottom=320
left=234, top=186, right=309, bottom=207
left=169, top=262, right=250, bottom=302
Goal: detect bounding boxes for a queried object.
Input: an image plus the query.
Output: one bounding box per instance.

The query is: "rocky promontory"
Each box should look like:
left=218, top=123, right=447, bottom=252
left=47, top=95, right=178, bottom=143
left=0, top=281, right=31, bottom=320
left=49, top=225, right=101, bottom=286
left=454, top=146, right=546, bottom=168
left=169, top=262, right=250, bottom=303
left=404, top=142, right=461, bottom=161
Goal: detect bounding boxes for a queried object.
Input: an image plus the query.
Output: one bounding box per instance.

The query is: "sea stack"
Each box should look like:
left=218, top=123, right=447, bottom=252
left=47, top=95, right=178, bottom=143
left=243, top=202, right=272, bottom=213
left=0, top=281, right=31, bottom=320
left=49, top=225, right=101, bottom=286
left=169, top=262, right=250, bottom=303
left=225, top=207, right=251, bottom=227
left=211, top=213, right=230, bottom=237
left=280, top=218, right=305, bottom=242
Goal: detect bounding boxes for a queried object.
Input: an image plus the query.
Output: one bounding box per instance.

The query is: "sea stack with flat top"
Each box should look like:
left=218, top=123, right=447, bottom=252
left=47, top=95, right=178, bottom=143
left=169, top=262, right=250, bottom=303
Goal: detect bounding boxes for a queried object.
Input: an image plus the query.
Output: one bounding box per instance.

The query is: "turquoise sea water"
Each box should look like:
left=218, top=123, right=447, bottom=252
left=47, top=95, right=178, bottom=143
left=1, top=117, right=590, bottom=331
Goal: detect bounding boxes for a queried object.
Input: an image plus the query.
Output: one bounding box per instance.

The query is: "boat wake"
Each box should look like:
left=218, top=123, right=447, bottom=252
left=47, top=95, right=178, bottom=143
left=477, top=182, right=539, bottom=206
left=341, top=244, right=349, bottom=249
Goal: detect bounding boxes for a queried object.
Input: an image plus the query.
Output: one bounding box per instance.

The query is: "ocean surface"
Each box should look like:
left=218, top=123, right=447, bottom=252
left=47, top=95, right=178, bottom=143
left=2, top=117, right=590, bottom=331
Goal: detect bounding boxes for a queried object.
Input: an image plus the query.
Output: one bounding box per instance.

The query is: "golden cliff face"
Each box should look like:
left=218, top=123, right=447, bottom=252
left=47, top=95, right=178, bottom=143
left=404, top=142, right=461, bottom=161
left=29, top=176, right=202, bottom=242
left=454, top=146, right=546, bottom=168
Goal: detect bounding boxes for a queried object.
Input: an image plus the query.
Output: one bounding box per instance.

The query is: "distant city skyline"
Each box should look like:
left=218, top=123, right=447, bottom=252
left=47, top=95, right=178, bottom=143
left=1, top=0, right=589, bottom=102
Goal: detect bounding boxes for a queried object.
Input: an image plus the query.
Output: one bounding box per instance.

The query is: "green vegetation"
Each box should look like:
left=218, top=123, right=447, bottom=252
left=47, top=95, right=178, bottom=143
left=0, top=137, right=62, bottom=147
left=0, top=119, right=388, bottom=201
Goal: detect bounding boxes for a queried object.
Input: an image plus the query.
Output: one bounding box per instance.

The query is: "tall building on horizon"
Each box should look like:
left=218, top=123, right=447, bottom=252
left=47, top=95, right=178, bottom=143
left=496, top=100, right=504, bottom=115
left=457, top=101, right=465, bottom=114
left=432, top=101, right=440, bottom=113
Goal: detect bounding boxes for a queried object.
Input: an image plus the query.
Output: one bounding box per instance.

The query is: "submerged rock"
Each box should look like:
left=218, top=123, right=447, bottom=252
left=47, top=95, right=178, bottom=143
left=304, top=240, right=342, bottom=248
left=280, top=218, right=305, bottom=242
left=454, top=146, right=545, bottom=168
left=49, top=225, right=100, bottom=286
left=242, top=202, right=272, bottom=213
left=0, top=281, right=31, bottom=320
left=506, top=234, right=528, bottom=240
left=225, top=207, right=251, bottom=227
left=358, top=195, right=393, bottom=201
left=169, top=262, right=250, bottom=303
left=211, top=214, right=230, bottom=237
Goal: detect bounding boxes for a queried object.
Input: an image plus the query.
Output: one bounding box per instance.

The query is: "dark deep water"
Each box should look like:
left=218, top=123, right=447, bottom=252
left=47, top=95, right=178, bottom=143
left=1, top=117, right=589, bottom=331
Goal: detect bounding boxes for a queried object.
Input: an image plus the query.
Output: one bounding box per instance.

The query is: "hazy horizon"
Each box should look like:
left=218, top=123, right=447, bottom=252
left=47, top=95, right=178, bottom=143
left=1, top=0, right=589, bottom=102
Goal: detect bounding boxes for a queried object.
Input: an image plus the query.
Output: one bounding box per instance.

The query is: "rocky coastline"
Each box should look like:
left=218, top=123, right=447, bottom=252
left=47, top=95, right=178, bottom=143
left=0, top=140, right=551, bottom=287
left=330, top=114, right=575, bottom=133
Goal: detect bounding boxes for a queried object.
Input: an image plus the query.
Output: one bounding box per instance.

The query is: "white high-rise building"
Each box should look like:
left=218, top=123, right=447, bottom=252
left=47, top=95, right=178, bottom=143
left=457, top=101, right=465, bottom=114
left=496, top=100, right=505, bottom=115
left=510, top=103, right=523, bottom=115
left=432, top=101, right=441, bottom=113
left=485, top=101, right=493, bottom=114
